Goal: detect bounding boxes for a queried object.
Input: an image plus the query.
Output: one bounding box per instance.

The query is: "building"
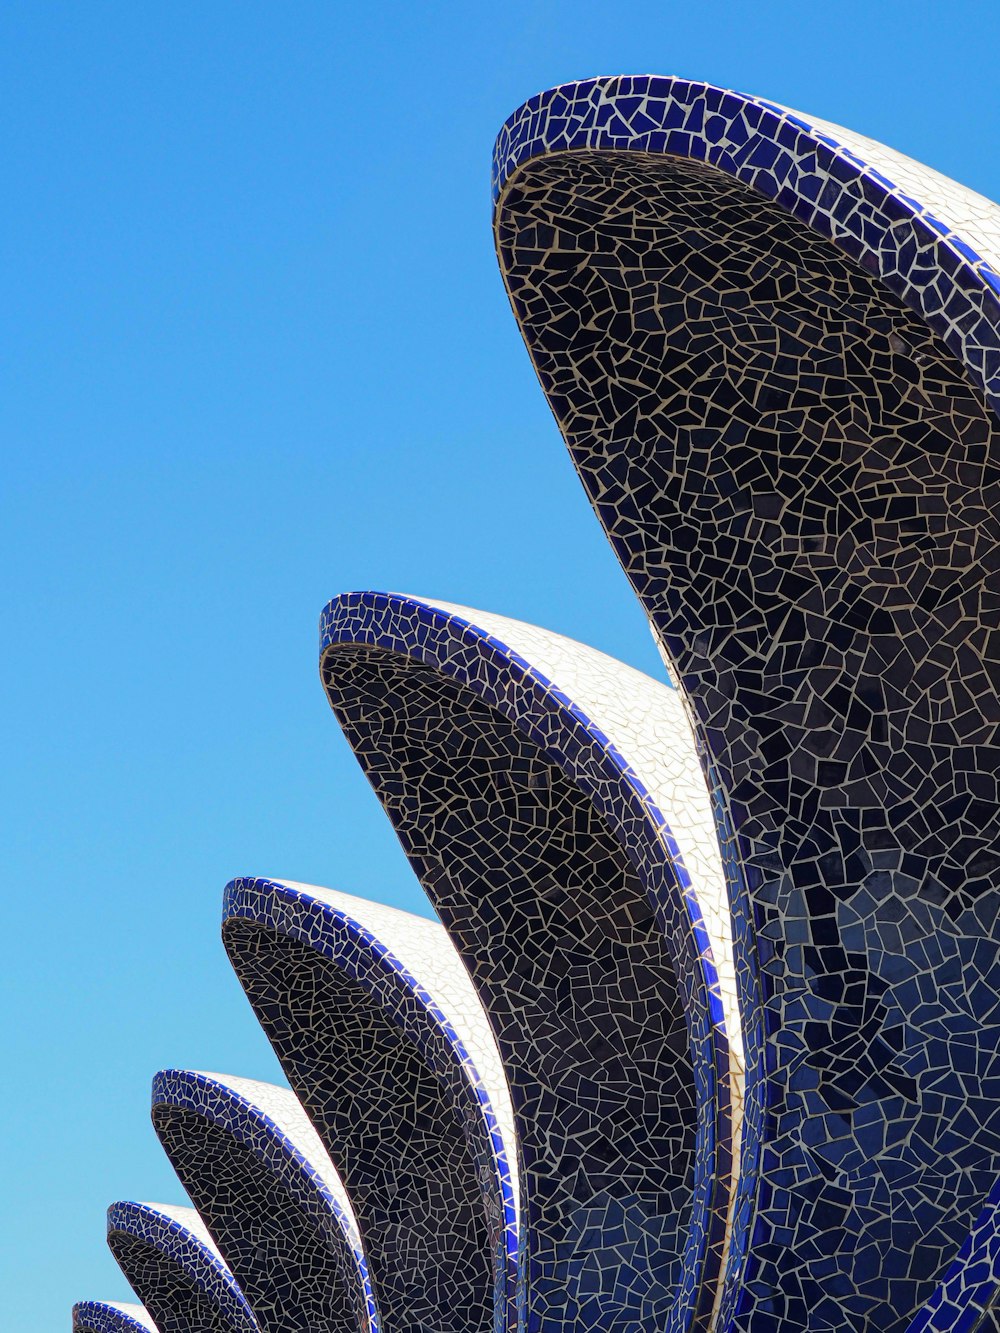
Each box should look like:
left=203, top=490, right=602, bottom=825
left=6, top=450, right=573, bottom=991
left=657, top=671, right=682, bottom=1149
left=76, top=76, right=1000, bottom=1333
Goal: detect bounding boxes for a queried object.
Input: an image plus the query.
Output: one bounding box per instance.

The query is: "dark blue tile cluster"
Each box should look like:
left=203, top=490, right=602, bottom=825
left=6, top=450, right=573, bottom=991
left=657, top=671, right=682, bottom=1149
left=492, top=77, right=1000, bottom=420
left=907, top=1179, right=1000, bottom=1333
left=319, top=592, right=738, bottom=1333
left=74, top=1302, right=156, bottom=1333
left=151, top=1070, right=377, bottom=1333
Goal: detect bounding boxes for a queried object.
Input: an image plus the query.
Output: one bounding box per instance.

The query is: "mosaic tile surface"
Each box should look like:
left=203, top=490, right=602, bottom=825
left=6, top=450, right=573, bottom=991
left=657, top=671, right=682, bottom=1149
left=905, top=1179, right=1000, bottom=1333
left=69, top=72, right=1000, bottom=1333
left=74, top=1302, right=157, bottom=1333
left=151, top=1070, right=377, bottom=1333
left=106, top=1200, right=257, bottom=1333
left=493, top=77, right=1000, bottom=413
left=493, top=75, right=1000, bottom=1333
left=319, top=591, right=739, bottom=1333
left=222, top=875, right=519, bottom=1333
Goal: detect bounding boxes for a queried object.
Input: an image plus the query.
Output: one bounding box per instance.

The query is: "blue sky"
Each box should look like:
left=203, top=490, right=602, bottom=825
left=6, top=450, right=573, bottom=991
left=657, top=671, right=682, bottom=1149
left=3, top=1, right=999, bottom=1323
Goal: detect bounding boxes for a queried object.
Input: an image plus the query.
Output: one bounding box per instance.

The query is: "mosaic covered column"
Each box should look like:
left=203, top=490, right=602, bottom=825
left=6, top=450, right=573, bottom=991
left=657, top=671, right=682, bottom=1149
left=222, top=877, right=519, bottom=1333
left=319, top=591, right=738, bottom=1333
left=106, top=1200, right=257, bottom=1333
left=493, top=75, right=1000, bottom=1333
left=73, top=1303, right=157, bottom=1333
left=151, top=1070, right=377, bottom=1333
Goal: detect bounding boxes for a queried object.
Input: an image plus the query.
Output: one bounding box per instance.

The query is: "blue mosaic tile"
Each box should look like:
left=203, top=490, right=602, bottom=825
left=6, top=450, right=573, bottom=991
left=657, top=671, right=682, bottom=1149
left=319, top=593, right=743, bottom=1333
left=73, top=1303, right=157, bottom=1333
left=906, top=1179, right=1000, bottom=1333
left=493, top=73, right=1000, bottom=1333
left=72, top=69, right=1000, bottom=1333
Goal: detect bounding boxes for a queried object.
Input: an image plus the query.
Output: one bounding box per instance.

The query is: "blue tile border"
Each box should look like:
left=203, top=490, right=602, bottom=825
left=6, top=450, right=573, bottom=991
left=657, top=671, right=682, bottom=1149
left=492, top=76, right=1000, bottom=420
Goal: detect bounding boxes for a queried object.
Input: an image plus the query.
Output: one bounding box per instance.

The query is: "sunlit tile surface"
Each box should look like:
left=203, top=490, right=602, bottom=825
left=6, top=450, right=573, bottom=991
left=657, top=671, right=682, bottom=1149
left=72, top=72, right=1000, bottom=1333
left=73, top=1302, right=158, bottom=1333
left=151, top=1071, right=377, bottom=1333
left=320, top=591, right=738, bottom=1333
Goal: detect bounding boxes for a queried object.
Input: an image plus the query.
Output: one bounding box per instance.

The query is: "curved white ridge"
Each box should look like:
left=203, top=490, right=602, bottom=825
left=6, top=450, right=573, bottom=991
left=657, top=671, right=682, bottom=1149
left=406, top=594, right=744, bottom=1280
left=321, top=589, right=746, bottom=1327
left=74, top=1303, right=157, bottom=1333
left=130, top=1201, right=223, bottom=1257
left=749, top=94, right=1000, bottom=276
left=271, top=880, right=520, bottom=1225
left=509, top=78, right=1000, bottom=286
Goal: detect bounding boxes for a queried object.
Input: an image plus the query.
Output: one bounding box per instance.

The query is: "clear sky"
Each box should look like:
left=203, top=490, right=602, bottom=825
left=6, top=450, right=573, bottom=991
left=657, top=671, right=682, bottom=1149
left=3, top=1, right=999, bottom=1324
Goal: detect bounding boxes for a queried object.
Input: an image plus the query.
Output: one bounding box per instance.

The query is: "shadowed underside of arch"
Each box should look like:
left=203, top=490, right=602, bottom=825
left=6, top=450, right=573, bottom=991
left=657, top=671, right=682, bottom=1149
left=493, top=75, right=1000, bottom=1333
left=151, top=1070, right=377, bottom=1333
left=222, top=876, right=519, bottom=1333
left=319, top=592, right=738, bottom=1333
left=73, top=1303, right=157, bottom=1333
left=106, top=1200, right=257, bottom=1333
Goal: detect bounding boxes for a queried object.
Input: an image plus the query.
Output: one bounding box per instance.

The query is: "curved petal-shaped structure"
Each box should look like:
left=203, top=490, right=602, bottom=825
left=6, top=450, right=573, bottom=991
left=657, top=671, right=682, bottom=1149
left=222, top=876, right=518, bottom=1333
left=73, top=1303, right=157, bottom=1333
left=319, top=591, right=737, bottom=1333
left=106, top=1200, right=257, bottom=1333
left=151, top=1070, right=377, bottom=1333
left=492, top=75, right=1000, bottom=1333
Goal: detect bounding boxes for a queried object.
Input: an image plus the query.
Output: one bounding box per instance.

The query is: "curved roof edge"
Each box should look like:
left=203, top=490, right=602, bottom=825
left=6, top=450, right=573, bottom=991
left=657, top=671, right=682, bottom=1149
left=319, top=588, right=741, bottom=1333
left=492, top=75, right=1000, bottom=413
left=107, top=1199, right=256, bottom=1333
left=223, top=875, right=520, bottom=1331
left=151, top=1069, right=378, bottom=1333
left=73, top=1302, right=156, bottom=1333
left=223, top=875, right=519, bottom=1231
left=319, top=589, right=734, bottom=1028
left=151, top=1070, right=364, bottom=1260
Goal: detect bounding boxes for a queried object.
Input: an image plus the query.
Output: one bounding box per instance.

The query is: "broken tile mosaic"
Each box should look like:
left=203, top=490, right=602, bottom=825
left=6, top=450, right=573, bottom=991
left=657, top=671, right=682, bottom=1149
left=151, top=1070, right=377, bottom=1333
left=494, top=73, right=1000, bottom=1333
left=107, top=1200, right=258, bottom=1333
left=222, top=876, right=520, bottom=1333
left=72, top=72, right=1000, bottom=1333
left=74, top=1303, right=157, bottom=1333
left=320, top=593, right=740, bottom=1333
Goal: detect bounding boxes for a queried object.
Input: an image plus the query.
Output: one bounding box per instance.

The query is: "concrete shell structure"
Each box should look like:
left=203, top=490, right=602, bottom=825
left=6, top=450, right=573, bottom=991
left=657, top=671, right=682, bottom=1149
left=74, top=1303, right=157, bottom=1333
left=319, top=592, right=738, bottom=1333
left=107, top=1200, right=257, bottom=1333
left=222, top=876, right=519, bottom=1333
left=72, top=72, right=1000, bottom=1333
left=151, top=1070, right=377, bottom=1333
left=493, top=75, right=1000, bottom=1333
